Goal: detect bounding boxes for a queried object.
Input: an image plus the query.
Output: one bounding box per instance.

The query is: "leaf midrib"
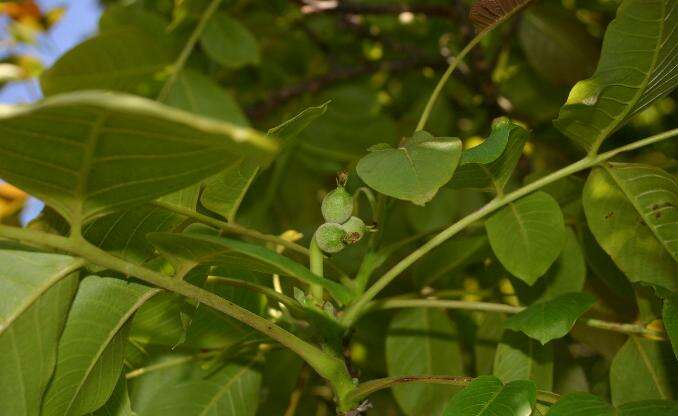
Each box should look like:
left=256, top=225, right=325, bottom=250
left=589, top=0, right=667, bottom=154
left=62, top=288, right=160, bottom=415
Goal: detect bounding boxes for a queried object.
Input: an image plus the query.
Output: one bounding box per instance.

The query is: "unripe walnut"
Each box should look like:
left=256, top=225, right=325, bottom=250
left=314, top=223, right=347, bottom=254
left=341, top=216, right=365, bottom=245
left=321, top=186, right=353, bottom=224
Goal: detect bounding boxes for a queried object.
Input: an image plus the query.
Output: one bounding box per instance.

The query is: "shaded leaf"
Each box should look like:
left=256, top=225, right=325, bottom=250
left=443, top=376, right=536, bottom=416
left=448, top=118, right=528, bottom=193
left=163, top=70, right=249, bottom=127
left=0, top=251, right=81, bottom=416
left=200, top=13, right=260, bottom=68
left=504, top=292, right=596, bottom=344
left=42, top=277, right=157, bottom=416
left=583, top=164, right=678, bottom=289
left=137, top=361, right=261, bottom=416
left=519, top=3, right=598, bottom=86
left=548, top=392, right=678, bottom=416
left=494, top=331, right=553, bottom=390
left=269, top=102, right=329, bottom=144
left=609, top=336, right=678, bottom=405
left=91, top=376, right=135, bottom=416
left=83, top=205, right=184, bottom=264
left=148, top=224, right=352, bottom=304
left=486, top=191, right=566, bottom=284
left=0, top=91, right=277, bottom=227
left=41, top=30, right=172, bottom=96
left=386, top=309, right=464, bottom=416
left=200, top=158, right=259, bottom=223
left=357, top=131, right=462, bottom=205
left=554, top=0, right=678, bottom=153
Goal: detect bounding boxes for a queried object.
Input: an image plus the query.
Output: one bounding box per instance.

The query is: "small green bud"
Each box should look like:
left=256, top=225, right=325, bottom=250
left=314, top=223, right=347, bottom=254
left=341, top=216, right=365, bottom=245
left=321, top=186, right=353, bottom=224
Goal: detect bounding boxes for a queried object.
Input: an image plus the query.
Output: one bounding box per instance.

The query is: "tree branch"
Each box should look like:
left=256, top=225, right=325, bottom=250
left=340, top=128, right=678, bottom=327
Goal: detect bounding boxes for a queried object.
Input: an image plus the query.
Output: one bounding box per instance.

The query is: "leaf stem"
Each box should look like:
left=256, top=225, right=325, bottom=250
left=152, top=200, right=309, bottom=255
left=341, top=128, right=678, bottom=327
left=157, top=0, right=224, bottom=102
left=0, top=224, right=355, bottom=398
left=366, top=298, right=665, bottom=339
left=309, top=237, right=325, bottom=300
left=346, top=375, right=559, bottom=405
left=415, top=33, right=484, bottom=132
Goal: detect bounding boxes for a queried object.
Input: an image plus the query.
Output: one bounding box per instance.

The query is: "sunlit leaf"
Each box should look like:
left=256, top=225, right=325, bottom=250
left=42, top=277, right=157, bottom=416
left=554, top=0, right=678, bottom=153
left=200, top=13, right=260, bottom=68
left=357, top=131, right=462, bottom=205
left=0, top=251, right=81, bottom=416
left=583, top=164, right=678, bottom=289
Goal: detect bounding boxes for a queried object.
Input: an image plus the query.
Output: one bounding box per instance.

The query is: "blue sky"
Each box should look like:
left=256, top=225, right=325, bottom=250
left=1, top=0, right=101, bottom=104
left=1, top=0, right=101, bottom=223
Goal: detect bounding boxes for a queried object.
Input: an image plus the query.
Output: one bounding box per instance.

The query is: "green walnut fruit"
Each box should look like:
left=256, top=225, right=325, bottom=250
left=321, top=186, right=353, bottom=224
left=341, top=216, right=365, bottom=245
left=314, top=223, right=347, bottom=254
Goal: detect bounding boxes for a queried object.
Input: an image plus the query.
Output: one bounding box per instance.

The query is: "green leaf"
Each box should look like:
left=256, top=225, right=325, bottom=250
left=0, top=91, right=277, bottom=227
left=554, top=0, right=678, bottom=153
left=147, top=224, right=353, bottom=304
left=200, top=13, right=260, bottom=68
left=548, top=393, right=678, bottom=416
left=546, top=393, right=613, bottom=416
left=504, top=293, right=596, bottom=344
left=386, top=309, right=464, bottom=416
left=617, top=400, right=678, bottom=416
left=413, top=235, right=489, bottom=286
left=514, top=228, right=587, bottom=303
left=659, top=290, right=678, bottom=360
left=493, top=331, right=553, bottom=391
left=136, top=361, right=261, bottom=416
left=83, top=205, right=184, bottom=264
left=357, top=131, right=462, bottom=205
left=268, top=101, right=329, bottom=144
left=0, top=251, right=81, bottom=416
left=41, top=30, right=173, bottom=96
left=443, top=376, right=536, bottom=416
left=200, top=158, right=259, bottom=223
left=486, top=191, right=567, bottom=284
left=163, top=70, right=249, bottom=127
left=609, top=336, right=678, bottom=405
left=256, top=350, right=304, bottom=415
left=42, top=277, right=157, bottom=416
left=518, top=3, right=598, bottom=86
left=91, top=376, right=135, bottom=416
left=98, top=5, right=168, bottom=36
left=583, top=164, right=678, bottom=289
left=448, top=118, right=529, bottom=193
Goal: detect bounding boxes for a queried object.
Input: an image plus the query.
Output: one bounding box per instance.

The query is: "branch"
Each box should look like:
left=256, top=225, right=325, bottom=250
left=367, top=299, right=666, bottom=339
left=246, top=57, right=446, bottom=121
left=293, top=0, right=459, bottom=18
left=0, top=224, right=355, bottom=399
left=340, top=128, right=678, bottom=327
left=157, top=0, right=224, bottom=101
